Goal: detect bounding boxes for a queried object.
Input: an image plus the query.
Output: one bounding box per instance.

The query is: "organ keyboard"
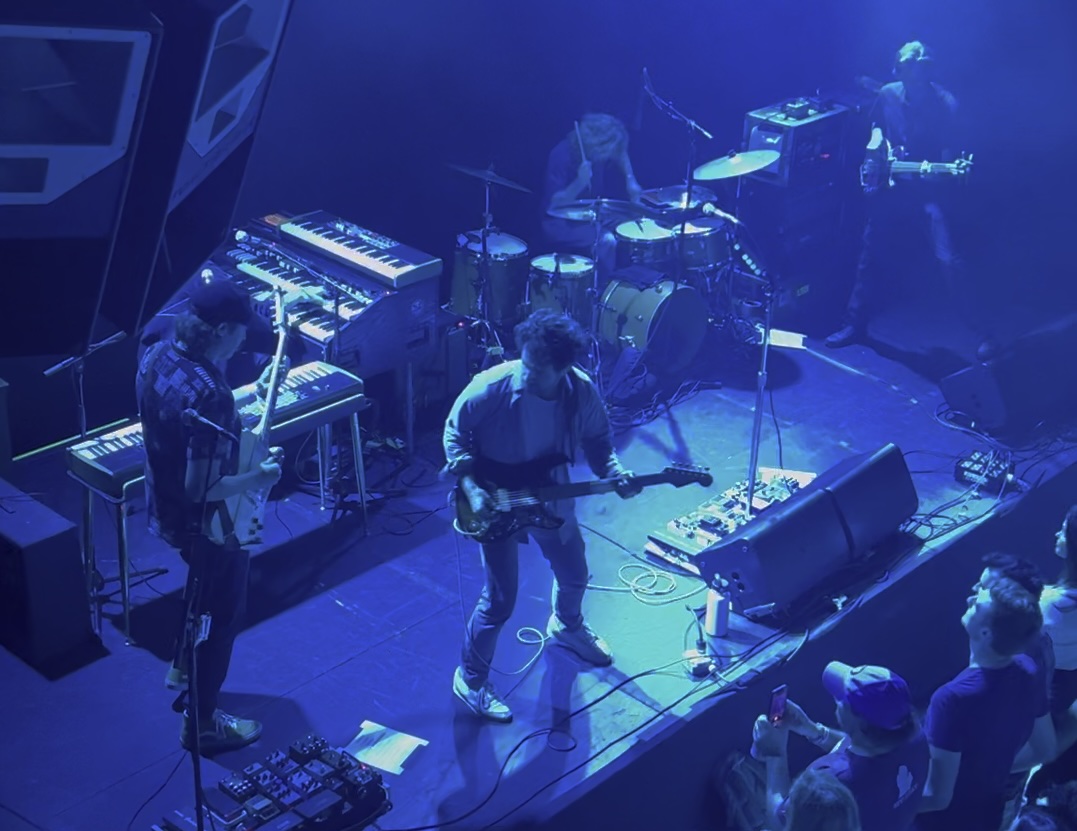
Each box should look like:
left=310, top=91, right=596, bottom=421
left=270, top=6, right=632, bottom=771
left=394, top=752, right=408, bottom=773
left=67, top=361, right=365, bottom=500
left=278, top=210, right=442, bottom=289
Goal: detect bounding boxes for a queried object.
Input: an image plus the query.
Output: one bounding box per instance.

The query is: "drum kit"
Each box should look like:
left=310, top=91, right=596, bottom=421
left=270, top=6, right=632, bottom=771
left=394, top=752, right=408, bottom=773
left=447, top=149, right=779, bottom=375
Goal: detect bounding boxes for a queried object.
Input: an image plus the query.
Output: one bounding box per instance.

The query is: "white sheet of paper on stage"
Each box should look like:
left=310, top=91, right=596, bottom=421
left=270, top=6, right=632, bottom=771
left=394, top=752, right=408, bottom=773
left=769, top=329, right=806, bottom=350
left=345, top=720, right=428, bottom=775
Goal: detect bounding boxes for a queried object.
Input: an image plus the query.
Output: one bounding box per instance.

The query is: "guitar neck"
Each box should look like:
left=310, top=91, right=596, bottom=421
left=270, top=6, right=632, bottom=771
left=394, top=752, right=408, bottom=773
left=253, top=299, right=290, bottom=438
left=532, top=472, right=670, bottom=502
left=890, top=161, right=960, bottom=177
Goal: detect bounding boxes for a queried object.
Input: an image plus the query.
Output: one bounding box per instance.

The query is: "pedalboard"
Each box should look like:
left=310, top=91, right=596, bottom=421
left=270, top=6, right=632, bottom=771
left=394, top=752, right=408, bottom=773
left=645, top=467, right=815, bottom=573
left=154, top=734, right=391, bottom=831
left=954, top=450, right=1013, bottom=493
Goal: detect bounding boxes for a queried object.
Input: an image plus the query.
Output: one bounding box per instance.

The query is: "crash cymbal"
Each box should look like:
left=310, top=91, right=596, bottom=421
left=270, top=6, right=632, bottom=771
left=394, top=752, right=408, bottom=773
left=448, top=163, right=531, bottom=193
left=546, top=198, right=653, bottom=223
left=641, top=184, right=718, bottom=213
left=692, top=150, right=780, bottom=181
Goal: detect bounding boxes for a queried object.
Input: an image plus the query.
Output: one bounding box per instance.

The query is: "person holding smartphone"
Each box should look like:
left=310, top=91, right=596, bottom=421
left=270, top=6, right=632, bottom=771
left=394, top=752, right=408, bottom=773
left=751, top=662, right=928, bottom=831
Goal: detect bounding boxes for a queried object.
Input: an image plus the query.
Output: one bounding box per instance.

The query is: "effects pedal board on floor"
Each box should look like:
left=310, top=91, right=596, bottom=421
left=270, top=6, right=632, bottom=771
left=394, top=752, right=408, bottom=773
left=152, top=734, right=391, bottom=831
left=645, top=467, right=816, bottom=574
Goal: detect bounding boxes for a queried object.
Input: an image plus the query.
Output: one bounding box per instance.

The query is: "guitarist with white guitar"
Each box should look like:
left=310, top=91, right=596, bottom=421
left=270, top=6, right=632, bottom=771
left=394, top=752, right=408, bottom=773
left=138, top=276, right=287, bottom=754
left=444, top=310, right=645, bottom=723
left=826, top=40, right=970, bottom=350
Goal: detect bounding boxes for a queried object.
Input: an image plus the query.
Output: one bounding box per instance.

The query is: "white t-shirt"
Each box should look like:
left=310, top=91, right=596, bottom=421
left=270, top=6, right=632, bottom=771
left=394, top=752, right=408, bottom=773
left=1042, top=585, right=1077, bottom=671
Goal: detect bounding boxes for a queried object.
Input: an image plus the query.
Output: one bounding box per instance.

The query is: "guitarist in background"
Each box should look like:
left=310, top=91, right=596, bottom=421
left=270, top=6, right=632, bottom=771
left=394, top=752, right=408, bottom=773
left=826, top=40, right=962, bottom=349
left=137, top=276, right=282, bottom=753
left=444, top=309, right=641, bottom=722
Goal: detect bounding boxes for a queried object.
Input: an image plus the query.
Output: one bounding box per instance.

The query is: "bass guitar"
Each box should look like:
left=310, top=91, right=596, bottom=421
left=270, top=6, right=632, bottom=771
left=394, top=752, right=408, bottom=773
left=455, top=456, right=712, bottom=543
left=860, top=126, right=973, bottom=194
left=208, top=290, right=288, bottom=546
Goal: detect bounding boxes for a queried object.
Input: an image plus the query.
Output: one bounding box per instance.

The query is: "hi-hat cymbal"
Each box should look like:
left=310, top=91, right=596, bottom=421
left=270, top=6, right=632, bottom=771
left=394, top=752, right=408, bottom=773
left=546, top=198, right=653, bottom=223
left=693, top=150, right=780, bottom=181
left=448, top=163, right=531, bottom=193
left=641, top=184, right=718, bottom=212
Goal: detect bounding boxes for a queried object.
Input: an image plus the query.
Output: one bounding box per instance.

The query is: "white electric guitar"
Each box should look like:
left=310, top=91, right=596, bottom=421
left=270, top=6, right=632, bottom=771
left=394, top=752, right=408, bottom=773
left=208, top=290, right=288, bottom=546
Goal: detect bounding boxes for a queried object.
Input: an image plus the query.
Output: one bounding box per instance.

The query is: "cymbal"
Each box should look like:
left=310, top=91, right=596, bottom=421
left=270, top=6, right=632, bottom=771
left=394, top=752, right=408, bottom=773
left=693, top=150, right=780, bottom=181
left=448, top=163, right=531, bottom=193
left=546, top=198, right=653, bottom=223
left=641, top=184, right=718, bottom=212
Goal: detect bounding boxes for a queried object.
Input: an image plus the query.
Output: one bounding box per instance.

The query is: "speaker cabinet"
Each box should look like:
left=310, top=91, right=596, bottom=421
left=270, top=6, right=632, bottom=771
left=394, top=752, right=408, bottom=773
left=0, top=3, right=161, bottom=356
left=0, top=477, right=94, bottom=668
left=698, top=443, right=918, bottom=618
left=940, top=313, right=1077, bottom=434
left=107, top=0, right=294, bottom=340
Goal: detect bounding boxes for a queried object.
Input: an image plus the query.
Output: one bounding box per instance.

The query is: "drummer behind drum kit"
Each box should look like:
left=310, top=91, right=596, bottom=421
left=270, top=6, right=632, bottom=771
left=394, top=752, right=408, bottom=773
left=447, top=149, right=780, bottom=375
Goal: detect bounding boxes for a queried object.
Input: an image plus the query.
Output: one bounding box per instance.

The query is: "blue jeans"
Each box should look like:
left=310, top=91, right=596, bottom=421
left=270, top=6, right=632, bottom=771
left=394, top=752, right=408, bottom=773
left=460, top=519, right=589, bottom=689
left=174, top=537, right=250, bottom=717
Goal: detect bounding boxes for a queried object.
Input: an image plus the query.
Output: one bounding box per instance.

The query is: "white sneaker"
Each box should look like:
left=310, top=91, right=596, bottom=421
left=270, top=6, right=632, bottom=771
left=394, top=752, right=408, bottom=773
left=547, top=614, right=613, bottom=666
left=453, top=667, right=512, bottom=723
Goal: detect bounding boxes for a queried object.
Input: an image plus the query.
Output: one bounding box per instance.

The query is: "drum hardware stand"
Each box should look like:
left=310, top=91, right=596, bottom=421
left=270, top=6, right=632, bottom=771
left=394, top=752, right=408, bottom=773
left=642, top=68, right=715, bottom=288
left=46, top=330, right=165, bottom=640
left=743, top=265, right=775, bottom=517
left=468, top=171, right=507, bottom=362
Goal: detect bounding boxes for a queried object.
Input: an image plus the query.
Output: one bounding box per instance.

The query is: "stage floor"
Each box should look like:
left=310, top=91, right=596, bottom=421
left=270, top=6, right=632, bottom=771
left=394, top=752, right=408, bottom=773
left=3, top=334, right=1075, bottom=831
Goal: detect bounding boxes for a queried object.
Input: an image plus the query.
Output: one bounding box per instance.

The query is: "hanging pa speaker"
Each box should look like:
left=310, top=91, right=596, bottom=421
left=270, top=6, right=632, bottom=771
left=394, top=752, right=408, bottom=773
left=0, top=3, right=161, bottom=356
left=697, top=443, right=918, bottom=618
left=105, top=0, right=294, bottom=341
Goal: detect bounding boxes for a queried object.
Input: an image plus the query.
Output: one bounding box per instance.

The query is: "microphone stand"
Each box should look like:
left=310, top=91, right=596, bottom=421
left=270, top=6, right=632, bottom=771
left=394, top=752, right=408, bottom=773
left=184, top=579, right=212, bottom=831
left=643, top=70, right=715, bottom=287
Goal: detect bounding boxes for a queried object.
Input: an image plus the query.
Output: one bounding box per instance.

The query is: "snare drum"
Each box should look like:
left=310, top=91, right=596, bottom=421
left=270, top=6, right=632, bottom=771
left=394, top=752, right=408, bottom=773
left=450, top=231, right=529, bottom=324
left=614, top=218, right=675, bottom=268
left=673, top=218, right=730, bottom=270
left=528, top=254, right=595, bottom=325
left=599, top=278, right=708, bottom=372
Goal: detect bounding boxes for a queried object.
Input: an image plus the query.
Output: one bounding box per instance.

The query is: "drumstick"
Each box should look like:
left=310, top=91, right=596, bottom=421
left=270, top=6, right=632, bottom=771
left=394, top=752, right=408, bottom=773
left=574, top=120, right=587, bottom=162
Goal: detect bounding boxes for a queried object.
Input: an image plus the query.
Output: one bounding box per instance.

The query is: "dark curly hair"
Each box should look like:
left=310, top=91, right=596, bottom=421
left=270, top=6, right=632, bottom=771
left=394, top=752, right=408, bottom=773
left=985, top=576, right=1043, bottom=657
left=514, top=309, right=588, bottom=372
left=1062, top=504, right=1077, bottom=587
left=982, top=552, right=1045, bottom=600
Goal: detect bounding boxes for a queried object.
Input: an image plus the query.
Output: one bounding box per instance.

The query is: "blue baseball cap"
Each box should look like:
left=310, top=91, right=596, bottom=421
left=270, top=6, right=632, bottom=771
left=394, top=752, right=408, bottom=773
left=822, top=661, right=912, bottom=730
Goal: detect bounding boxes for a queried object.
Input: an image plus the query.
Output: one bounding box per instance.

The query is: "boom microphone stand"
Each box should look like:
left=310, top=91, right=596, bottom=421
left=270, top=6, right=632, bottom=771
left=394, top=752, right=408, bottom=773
left=641, top=67, right=716, bottom=285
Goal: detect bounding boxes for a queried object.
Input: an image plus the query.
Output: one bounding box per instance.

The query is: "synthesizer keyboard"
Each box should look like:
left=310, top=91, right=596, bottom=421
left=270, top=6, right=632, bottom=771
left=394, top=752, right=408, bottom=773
left=67, top=362, right=365, bottom=500
left=216, top=241, right=387, bottom=346
left=278, top=210, right=442, bottom=289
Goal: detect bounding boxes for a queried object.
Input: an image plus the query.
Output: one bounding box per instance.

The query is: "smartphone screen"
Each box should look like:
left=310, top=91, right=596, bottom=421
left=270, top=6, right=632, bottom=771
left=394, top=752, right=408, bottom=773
left=768, top=684, right=788, bottom=725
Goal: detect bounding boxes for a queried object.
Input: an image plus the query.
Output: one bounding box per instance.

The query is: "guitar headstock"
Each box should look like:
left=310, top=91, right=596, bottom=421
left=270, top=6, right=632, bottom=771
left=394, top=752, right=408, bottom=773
left=662, top=463, right=713, bottom=488
left=955, top=152, right=974, bottom=178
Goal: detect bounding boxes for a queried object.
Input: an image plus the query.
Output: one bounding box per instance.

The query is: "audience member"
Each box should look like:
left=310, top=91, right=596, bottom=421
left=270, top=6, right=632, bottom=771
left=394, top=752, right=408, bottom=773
left=974, top=553, right=1057, bottom=826
left=917, top=576, right=1051, bottom=830
left=1042, top=507, right=1077, bottom=714
left=786, top=768, right=862, bottom=831
left=751, top=662, right=926, bottom=831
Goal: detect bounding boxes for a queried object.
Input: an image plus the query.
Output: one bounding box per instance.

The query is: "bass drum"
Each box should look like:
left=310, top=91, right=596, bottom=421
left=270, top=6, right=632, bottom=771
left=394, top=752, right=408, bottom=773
left=450, top=231, right=529, bottom=325
left=598, top=278, right=708, bottom=372
left=528, top=253, right=595, bottom=326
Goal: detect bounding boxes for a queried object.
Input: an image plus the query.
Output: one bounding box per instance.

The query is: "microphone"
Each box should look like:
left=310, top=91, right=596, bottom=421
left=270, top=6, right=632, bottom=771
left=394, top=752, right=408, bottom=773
left=702, top=202, right=741, bottom=225
left=234, top=229, right=273, bottom=247
left=181, top=408, right=239, bottom=444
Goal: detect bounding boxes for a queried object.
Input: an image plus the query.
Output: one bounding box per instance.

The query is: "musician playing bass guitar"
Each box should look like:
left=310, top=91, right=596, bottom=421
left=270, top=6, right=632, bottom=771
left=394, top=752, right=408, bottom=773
left=826, top=40, right=966, bottom=349
left=444, top=309, right=641, bottom=722
left=137, top=276, right=282, bottom=754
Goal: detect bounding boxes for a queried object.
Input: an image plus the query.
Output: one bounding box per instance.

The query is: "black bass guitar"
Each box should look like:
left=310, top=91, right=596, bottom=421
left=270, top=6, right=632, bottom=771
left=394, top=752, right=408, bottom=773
left=860, top=126, right=973, bottom=194
left=455, top=455, right=712, bottom=543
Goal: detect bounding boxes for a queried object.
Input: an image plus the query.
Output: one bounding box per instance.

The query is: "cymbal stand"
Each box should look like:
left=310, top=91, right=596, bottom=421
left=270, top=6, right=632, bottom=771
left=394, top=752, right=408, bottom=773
left=585, top=206, right=607, bottom=385
left=470, top=175, right=504, bottom=362
left=643, top=71, right=715, bottom=287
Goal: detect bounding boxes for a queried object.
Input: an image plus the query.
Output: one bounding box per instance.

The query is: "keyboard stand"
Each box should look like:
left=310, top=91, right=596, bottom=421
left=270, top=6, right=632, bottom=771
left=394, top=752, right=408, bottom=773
left=68, top=396, right=370, bottom=643
left=67, top=471, right=153, bottom=644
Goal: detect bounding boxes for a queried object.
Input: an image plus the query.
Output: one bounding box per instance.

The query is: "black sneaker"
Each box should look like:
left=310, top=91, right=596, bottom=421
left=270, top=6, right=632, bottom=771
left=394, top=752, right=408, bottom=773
left=181, top=709, right=262, bottom=754
left=824, top=325, right=862, bottom=349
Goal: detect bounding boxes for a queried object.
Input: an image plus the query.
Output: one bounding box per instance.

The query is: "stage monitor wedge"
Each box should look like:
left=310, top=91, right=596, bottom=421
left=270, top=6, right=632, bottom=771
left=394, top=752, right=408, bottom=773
left=0, top=3, right=161, bottom=358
